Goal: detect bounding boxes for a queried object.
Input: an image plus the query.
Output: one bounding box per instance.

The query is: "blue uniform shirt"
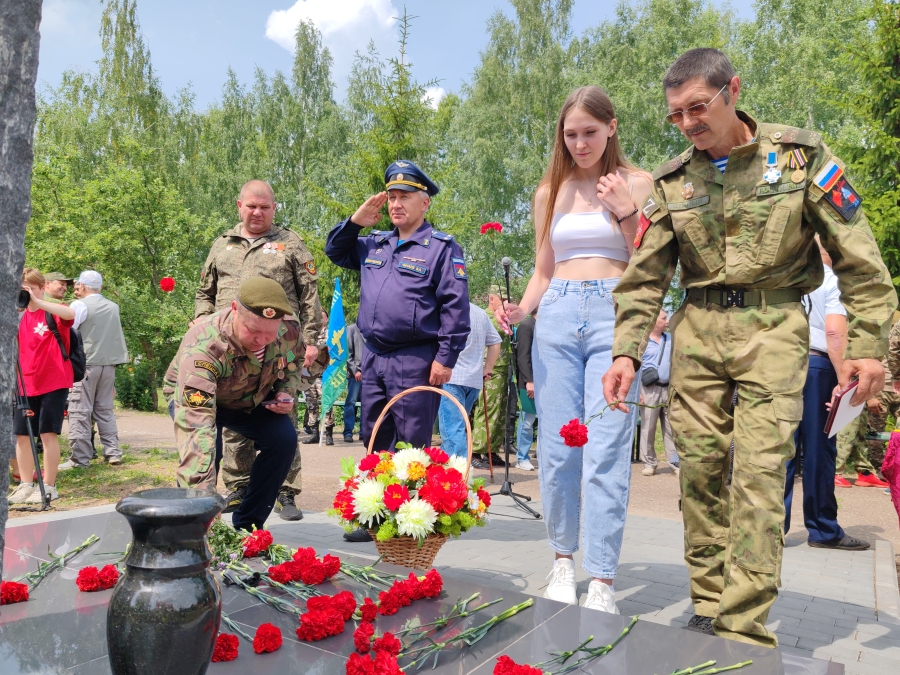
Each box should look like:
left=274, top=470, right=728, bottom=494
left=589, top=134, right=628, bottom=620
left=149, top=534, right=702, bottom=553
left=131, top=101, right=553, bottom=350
left=325, top=218, right=471, bottom=368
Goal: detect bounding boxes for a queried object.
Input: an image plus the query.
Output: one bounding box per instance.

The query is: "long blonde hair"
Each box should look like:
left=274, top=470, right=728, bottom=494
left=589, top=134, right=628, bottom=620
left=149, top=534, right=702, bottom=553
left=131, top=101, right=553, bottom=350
left=535, top=86, right=635, bottom=248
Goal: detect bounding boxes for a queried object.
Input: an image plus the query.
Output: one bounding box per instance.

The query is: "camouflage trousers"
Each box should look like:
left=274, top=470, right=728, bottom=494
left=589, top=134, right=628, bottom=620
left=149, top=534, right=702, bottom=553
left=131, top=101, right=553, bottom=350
left=220, top=400, right=304, bottom=496
left=472, top=362, right=509, bottom=455
left=302, top=376, right=334, bottom=428
left=669, top=298, right=807, bottom=649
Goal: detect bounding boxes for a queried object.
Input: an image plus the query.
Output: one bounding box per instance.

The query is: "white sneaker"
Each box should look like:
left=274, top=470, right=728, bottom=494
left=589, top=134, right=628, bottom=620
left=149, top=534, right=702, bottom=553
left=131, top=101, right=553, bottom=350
left=516, top=459, right=535, bottom=471
left=26, top=484, right=59, bottom=503
left=9, top=483, right=35, bottom=504
left=583, top=580, right=620, bottom=614
left=642, top=466, right=656, bottom=476
left=544, top=558, right=577, bottom=605
left=58, top=459, right=78, bottom=470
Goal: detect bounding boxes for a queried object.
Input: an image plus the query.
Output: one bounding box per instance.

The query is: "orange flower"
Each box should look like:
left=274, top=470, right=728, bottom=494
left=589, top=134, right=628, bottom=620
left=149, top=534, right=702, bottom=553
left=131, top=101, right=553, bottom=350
left=374, top=458, right=395, bottom=475
left=407, top=461, right=426, bottom=481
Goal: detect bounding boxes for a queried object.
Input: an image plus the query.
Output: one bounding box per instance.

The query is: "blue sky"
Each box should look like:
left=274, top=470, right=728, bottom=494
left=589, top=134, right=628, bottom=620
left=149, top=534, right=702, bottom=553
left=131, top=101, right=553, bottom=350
left=38, top=0, right=752, bottom=110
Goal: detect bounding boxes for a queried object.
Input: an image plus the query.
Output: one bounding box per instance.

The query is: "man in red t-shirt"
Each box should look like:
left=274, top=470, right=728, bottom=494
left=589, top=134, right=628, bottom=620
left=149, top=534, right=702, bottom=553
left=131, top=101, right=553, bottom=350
left=10, top=268, right=76, bottom=505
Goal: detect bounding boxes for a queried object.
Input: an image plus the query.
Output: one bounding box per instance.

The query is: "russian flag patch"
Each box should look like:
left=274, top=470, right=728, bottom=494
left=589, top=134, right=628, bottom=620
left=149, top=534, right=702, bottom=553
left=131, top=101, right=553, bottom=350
left=813, top=160, right=844, bottom=192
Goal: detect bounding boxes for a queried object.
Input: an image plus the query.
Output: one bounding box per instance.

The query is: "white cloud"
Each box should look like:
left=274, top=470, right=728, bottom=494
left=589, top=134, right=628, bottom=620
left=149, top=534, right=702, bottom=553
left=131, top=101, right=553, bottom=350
left=265, top=0, right=398, bottom=52
left=421, top=86, right=445, bottom=109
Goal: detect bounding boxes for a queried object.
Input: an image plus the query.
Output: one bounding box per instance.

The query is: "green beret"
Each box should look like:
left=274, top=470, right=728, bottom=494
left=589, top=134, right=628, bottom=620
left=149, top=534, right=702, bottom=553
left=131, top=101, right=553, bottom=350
left=238, top=277, right=292, bottom=319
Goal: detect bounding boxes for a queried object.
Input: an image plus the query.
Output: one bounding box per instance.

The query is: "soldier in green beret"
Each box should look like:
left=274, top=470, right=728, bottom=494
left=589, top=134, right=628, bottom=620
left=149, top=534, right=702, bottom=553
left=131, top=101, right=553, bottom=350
left=164, top=277, right=307, bottom=531
left=195, top=179, right=323, bottom=521
left=603, top=48, right=897, bottom=648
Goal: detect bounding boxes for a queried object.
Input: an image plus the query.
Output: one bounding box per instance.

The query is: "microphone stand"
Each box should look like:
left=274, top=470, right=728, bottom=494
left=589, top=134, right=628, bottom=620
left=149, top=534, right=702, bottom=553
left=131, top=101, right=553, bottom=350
left=490, top=259, right=541, bottom=519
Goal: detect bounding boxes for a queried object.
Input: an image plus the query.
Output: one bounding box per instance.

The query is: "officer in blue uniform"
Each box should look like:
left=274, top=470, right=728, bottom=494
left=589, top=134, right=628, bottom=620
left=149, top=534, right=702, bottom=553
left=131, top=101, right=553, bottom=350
left=327, top=162, right=471, bottom=475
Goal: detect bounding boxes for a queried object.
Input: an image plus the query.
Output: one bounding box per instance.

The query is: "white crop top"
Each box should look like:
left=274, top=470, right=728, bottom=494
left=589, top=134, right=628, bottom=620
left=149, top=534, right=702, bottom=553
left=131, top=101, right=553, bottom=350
left=550, top=210, right=630, bottom=264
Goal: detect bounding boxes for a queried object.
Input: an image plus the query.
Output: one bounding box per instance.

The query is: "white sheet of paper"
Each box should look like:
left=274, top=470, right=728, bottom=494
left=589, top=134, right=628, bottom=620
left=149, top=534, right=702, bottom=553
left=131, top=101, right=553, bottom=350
left=827, top=381, right=865, bottom=438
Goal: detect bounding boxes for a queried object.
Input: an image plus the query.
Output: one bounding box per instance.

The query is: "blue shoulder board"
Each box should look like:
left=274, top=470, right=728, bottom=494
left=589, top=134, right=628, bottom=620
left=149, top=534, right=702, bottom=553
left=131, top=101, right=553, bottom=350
left=431, top=230, right=453, bottom=242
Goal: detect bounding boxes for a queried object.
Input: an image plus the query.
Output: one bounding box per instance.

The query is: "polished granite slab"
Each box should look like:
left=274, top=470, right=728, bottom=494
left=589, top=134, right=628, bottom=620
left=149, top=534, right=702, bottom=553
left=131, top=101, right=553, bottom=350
left=0, top=511, right=842, bottom=674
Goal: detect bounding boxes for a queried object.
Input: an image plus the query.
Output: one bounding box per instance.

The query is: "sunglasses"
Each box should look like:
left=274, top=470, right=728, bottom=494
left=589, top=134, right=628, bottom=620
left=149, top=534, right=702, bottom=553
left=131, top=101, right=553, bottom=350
left=664, top=84, right=729, bottom=125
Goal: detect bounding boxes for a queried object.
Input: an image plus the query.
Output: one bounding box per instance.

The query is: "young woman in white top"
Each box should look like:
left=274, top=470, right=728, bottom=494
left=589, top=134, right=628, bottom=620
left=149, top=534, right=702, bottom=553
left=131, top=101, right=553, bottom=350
left=497, top=86, right=652, bottom=613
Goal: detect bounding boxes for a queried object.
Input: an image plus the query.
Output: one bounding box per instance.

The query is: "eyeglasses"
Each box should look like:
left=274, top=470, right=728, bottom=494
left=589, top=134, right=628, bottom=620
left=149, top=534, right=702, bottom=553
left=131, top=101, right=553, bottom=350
left=664, top=84, right=728, bottom=125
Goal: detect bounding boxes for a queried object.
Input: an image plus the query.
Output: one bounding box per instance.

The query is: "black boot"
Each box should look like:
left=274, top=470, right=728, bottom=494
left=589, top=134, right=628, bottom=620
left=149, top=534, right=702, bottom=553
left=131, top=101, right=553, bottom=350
left=683, top=615, right=715, bottom=635
left=222, top=486, right=246, bottom=514
left=303, top=431, right=320, bottom=444
left=325, top=426, right=334, bottom=446
left=274, top=488, right=303, bottom=521
left=343, top=527, right=372, bottom=543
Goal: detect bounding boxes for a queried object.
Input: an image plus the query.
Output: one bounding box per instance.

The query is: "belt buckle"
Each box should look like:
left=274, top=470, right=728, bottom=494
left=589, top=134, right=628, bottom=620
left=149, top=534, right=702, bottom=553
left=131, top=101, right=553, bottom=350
left=724, top=290, right=744, bottom=308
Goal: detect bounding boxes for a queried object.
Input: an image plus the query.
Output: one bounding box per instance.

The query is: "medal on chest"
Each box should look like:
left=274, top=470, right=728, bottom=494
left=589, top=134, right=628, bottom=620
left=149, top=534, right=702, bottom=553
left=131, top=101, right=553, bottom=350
left=763, top=151, right=782, bottom=184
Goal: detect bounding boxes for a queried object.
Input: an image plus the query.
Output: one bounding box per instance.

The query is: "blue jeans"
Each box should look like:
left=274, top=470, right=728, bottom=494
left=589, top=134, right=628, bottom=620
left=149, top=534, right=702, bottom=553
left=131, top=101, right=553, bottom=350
left=533, top=278, right=638, bottom=579
left=516, top=411, right=537, bottom=463
left=439, top=383, right=481, bottom=457
left=343, top=377, right=362, bottom=437
left=784, top=354, right=845, bottom=544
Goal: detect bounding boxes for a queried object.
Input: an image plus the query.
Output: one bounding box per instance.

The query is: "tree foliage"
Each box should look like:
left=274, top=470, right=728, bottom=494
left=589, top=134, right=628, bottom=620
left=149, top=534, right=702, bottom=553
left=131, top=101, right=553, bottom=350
left=26, top=0, right=899, bottom=406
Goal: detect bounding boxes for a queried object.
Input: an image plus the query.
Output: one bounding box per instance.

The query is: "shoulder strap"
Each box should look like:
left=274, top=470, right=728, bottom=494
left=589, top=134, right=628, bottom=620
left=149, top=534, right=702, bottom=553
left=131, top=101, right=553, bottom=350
left=44, top=312, right=71, bottom=361
left=657, top=334, right=667, bottom=367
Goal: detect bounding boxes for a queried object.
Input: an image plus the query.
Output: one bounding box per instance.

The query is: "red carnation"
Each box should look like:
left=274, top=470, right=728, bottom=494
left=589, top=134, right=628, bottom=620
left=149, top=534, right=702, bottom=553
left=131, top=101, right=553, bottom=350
left=0, top=580, right=29, bottom=604
left=323, top=553, right=341, bottom=578
left=332, top=590, right=358, bottom=620
left=98, top=564, right=120, bottom=590
left=493, top=655, right=543, bottom=675
left=211, top=633, right=239, bottom=662
left=359, top=597, right=378, bottom=622
left=354, top=621, right=375, bottom=653
left=419, top=569, right=443, bottom=598
left=267, top=564, right=292, bottom=585
left=373, top=650, right=404, bottom=675
left=306, top=595, right=333, bottom=612
left=418, top=466, right=468, bottom=514
left=347, top=652, right=376, bottom=675
left=253, top=623, right=283, bottom=654
left=159, top=276, right=176, bottom=293
left=300, top=560, right=327, bottom=585
left=383, top=484, right=410, bottom=511
left=559, top=419, right=588, bottom=448
left=359, top=454, right=380, bottom=472
left=334, top=489, right=357, bottom=520
left=372, top=631, right=402, bottom=657
left=424, top=446, right=449, bottom=464
left=377, top=589, right=401, bottom=616
left=242, top=529, right=274, bottom=557
left=296, top=610, right=331, bottom=641
left=76, top=566, right=101, bottom=592
left=480, top=222, right=503, bottom=235
left=292, top=547, right=317, bottom=566
left=477, top=487, right=492, bottom=508
left=403, top=573, right=425, bottom=601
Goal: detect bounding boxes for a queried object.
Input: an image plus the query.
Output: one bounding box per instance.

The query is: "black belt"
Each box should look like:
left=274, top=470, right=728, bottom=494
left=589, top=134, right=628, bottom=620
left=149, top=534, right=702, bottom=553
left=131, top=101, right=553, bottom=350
left=686, top=287, right=802, bottom=309
left=810, top=348, right=829, bottom=359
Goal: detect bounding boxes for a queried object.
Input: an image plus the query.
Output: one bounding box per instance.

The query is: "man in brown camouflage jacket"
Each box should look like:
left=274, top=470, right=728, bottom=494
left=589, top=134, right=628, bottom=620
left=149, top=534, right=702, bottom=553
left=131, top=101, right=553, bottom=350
left=166, top=278, right=305, bottom=531
left=195, top=180, right=322, bottom=521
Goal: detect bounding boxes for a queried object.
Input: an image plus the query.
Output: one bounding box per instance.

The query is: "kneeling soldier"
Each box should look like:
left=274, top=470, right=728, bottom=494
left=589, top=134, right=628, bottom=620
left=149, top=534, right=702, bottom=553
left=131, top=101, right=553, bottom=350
left=164, top=278, right=306, bottom=531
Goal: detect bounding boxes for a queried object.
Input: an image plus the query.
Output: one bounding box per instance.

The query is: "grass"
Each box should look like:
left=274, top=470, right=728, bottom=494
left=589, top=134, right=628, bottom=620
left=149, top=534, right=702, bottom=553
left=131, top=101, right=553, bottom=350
left=9, top=438, right=179, bottom=517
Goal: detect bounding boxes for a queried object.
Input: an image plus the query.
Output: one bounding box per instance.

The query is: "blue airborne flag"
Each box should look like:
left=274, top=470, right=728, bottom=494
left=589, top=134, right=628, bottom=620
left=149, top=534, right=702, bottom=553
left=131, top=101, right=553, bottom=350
left=320, top=278, right=348, bottom=434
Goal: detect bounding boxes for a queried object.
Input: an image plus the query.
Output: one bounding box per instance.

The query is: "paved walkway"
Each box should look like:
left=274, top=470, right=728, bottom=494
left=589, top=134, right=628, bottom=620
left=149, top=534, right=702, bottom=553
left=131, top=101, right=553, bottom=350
left=7, top=497, right=900, bottom=674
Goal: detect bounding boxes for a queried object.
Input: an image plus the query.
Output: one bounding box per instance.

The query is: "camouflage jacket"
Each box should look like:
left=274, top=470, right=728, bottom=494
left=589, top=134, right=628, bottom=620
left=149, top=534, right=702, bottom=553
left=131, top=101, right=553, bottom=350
left=614, top=111, right=897, bottom=363
left=886, top=319, right=900, bottom=387
left=195, top=223, right=323, bottom=345
left=162, top=309, right=305, bottom=489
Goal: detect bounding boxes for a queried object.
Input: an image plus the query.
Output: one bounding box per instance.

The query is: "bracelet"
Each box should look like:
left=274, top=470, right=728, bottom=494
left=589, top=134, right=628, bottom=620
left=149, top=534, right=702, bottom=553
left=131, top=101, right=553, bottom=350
left=616, top=207, right=639, bottom=223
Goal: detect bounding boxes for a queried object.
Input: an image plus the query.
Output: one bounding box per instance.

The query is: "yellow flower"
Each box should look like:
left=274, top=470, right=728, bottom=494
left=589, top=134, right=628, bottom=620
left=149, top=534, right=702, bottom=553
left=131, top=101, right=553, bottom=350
left=374, top=458, right=395, bottom=475
left=407, top=461, right=426, bottom=481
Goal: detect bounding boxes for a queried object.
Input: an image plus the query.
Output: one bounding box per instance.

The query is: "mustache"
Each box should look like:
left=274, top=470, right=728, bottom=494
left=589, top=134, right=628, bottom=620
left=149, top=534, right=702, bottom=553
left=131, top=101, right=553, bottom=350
left=685, top=124, right=710, bottom=136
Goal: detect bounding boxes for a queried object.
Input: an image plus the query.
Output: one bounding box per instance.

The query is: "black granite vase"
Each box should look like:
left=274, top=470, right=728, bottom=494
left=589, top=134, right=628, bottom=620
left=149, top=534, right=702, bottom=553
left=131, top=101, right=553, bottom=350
left=108, top=488, right=226, bottom=675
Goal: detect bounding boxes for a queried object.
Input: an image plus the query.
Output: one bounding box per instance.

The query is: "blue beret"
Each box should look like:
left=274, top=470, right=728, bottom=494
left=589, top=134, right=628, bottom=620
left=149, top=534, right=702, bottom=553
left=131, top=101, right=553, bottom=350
left=384, top=160, right=439, bottom=197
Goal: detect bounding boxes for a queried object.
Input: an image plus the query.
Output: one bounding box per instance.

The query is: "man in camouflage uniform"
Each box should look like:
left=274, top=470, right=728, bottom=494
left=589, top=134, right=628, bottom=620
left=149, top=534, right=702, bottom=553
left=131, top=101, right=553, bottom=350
left=301, top=311, right=335, bottom=445
left=195, top=180, right=322, bottom=521
left=603, top=49, right=896, bottom=648
left=165, top=278, right=305, bottom=531
left=472, top=289, right=510, bottom=469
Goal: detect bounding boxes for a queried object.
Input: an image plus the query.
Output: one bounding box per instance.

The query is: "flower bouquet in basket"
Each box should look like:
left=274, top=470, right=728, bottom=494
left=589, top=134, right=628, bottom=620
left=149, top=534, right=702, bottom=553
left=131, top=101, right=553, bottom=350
left=329, top=444, right=491, bottom=567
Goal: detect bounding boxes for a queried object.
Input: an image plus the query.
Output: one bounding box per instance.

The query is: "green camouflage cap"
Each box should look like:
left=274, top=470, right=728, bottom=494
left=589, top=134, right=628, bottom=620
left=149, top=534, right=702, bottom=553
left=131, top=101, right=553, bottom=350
left=488, top=283, right=504, bottom=297
left=45, top=272, right=73, bottom=283
left=238, top=277, right=292, bottom=319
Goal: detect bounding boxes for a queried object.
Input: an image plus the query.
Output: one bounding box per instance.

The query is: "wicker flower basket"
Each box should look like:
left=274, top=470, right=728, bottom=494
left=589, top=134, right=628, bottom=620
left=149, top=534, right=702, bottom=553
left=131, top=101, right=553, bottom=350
left=365, top=385, right=473, bottom=569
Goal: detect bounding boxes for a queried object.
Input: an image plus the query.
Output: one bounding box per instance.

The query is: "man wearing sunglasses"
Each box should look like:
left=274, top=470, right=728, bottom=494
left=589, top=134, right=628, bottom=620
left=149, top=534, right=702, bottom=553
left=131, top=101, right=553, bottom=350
left=603, top=48, right=896, bottom=648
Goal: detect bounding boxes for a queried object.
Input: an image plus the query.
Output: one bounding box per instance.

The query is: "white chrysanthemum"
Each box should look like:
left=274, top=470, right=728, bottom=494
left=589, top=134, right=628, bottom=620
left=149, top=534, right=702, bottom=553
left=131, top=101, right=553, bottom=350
left=393, top=447, right=431, bottom=480
left=352, top=480, right=386, bottom=527
left=446, top=455, right=471, bottom=483
left=395, top=497, right=438, bottom=540
left=467, top=490, right=480, bottom=511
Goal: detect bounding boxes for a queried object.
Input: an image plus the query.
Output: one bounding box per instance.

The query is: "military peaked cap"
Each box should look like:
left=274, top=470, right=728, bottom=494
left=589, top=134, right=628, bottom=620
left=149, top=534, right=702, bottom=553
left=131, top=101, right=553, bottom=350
left=385, top=160, right=439, bottom=196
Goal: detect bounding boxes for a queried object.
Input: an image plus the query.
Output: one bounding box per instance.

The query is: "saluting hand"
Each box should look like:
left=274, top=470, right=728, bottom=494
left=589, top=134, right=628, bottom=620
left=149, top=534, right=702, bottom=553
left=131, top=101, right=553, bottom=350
left=429, top=361, right=452, bottom=386
left=351, top=193, right=388, bottom=227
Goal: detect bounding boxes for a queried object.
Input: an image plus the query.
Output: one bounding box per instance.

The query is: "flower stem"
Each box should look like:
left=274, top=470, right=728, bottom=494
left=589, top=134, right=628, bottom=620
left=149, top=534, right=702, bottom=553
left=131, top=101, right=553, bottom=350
left=14, top=534, right=100, bottom=590
left=670, top=660, right=716, bottom=675
left=548, top=615, right=638, bottom=674
left=220, top=612, right=253, bottom=642
left=693, top=661, right=753, bottom=675
left=586, top=401, right=667, bottom=425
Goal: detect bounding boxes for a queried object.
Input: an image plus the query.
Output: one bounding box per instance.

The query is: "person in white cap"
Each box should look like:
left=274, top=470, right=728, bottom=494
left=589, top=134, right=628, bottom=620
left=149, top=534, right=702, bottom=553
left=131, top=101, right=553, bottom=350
left=61, top=271, right=129, bottom=469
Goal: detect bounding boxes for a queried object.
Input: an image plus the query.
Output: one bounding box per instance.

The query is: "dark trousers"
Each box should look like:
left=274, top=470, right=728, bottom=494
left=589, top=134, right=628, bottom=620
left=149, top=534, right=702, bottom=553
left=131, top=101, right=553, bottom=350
left=343, top=377, right=362, bottom=436
left=170, top=401, right=296, bottom=531
left=361, top=342, right=440, bottom=452
left=784, top=354, right=845, bottom=544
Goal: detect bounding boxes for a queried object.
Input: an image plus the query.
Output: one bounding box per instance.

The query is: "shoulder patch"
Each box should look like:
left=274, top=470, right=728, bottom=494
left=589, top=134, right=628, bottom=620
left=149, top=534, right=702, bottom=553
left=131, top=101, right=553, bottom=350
left=193, top=359, right=221, bottom=379
left=642, top=196, right=661, bottom=219
left=431, top=230, right=453, bottom=242
left=304, top=260, right=317, bottom=276
left=183, top=388, right=213, bottom=409
left=652, top=155, right=685, bottom=181
left=451, top=257, right=467, bottom=279
left=822, top=176, right=862, bottom=222
left=773, top=126, right=821, bottom=147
